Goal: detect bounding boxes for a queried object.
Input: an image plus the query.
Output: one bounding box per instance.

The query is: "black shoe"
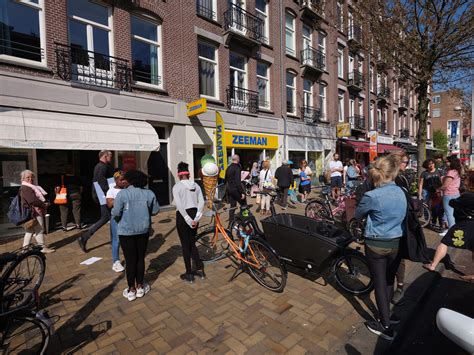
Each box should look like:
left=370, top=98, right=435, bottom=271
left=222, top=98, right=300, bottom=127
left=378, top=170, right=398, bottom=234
left=391, top=287, right=405, bottom=305
left=390, top=314, right=401, bottom=324
left=61, top=227, right=67, bottom=232
left=365, top=321, right=395, bottom=341
left=180, top=273, right=194, bottom=283
left=77, top=236, right=87, bottom=253
left=192, top=270, right=206, bottom=280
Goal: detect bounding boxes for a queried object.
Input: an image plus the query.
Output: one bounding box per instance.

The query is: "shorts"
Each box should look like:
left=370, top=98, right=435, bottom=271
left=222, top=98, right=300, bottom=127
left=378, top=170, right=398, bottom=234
left=331, top=176, right=343, bottom=188
left=299, top=184, right=311, bottom=194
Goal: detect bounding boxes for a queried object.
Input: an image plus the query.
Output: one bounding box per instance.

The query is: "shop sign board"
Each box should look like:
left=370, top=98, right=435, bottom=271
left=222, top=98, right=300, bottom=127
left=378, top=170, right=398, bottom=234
left=187, top=98, right=207, bottom=117
left=377, top=135, right=394, bottom=145
left=369, top=131, right=378, bottom=162
left=336, top=123, right=351, bottom=138
left=216, top=112, right=227, bottom=179
left=225, top=132, right=278, bottom=149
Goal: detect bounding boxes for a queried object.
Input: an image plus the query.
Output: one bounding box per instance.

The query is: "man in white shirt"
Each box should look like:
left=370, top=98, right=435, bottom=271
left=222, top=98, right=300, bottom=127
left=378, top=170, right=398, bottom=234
left=329, top=153, right=344, bottom=199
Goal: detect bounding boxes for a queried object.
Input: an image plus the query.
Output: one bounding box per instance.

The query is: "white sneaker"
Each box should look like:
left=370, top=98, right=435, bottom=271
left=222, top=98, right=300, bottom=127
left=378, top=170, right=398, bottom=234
left=439, top=230, right=448, bottom=237
left=112, top=261, right=125, bottom=273
left=123, top=288, right=136, bottom=301
left=136, top=283, right=150, bottom=298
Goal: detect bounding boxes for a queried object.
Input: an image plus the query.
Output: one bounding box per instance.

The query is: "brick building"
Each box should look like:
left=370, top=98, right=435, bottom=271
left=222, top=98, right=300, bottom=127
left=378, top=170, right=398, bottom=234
left=0, top=0, right=430, bottom=226
left=429, top=90, right=471, bottom=162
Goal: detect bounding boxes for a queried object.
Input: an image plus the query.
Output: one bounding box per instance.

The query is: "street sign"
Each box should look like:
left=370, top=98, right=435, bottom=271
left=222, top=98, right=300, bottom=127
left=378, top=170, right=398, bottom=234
left=336, top=123, right=351, bottom=138
left=187, top=98, right=207, bottom=117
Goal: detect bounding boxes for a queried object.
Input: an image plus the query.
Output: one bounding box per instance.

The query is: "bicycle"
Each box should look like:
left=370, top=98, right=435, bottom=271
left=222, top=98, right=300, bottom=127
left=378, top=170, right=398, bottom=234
left=195, top=200, right=287, bottom=293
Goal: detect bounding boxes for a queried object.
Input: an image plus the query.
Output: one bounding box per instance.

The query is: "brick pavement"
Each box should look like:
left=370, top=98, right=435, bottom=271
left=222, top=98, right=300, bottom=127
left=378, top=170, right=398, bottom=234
left=0, top=201, right=461, bottom=354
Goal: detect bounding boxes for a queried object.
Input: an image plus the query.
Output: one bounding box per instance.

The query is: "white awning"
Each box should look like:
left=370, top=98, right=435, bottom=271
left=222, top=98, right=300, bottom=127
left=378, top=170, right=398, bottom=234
left=0, top=108, right=160, bottom=151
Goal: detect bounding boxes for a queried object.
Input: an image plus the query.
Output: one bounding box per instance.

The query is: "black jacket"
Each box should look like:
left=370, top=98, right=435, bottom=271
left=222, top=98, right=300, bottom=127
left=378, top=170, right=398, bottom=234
left=91, top=161, right=113, bottom=202
left=274, top=165, right=294, bottom=188
left=225, top=163, right=243, bottom=194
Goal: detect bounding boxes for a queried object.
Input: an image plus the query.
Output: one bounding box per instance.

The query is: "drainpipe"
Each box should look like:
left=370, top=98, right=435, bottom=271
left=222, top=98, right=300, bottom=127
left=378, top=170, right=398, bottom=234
left=279, top=0, right=287, bottom=160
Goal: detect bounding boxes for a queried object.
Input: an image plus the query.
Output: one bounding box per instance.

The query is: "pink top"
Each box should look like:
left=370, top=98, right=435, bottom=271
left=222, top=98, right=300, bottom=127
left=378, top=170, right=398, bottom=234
left=443, top=169, right=460, bottom=196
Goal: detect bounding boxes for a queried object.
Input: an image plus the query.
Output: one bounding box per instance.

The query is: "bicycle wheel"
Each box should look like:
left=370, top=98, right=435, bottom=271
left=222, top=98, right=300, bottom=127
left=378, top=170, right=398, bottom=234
left=195, top=227, right=233, bottom=263
left=333, top=251, right=373, bottom=295
left=1, top=316, right=50, bottom=354
left=418, top=203, right=431, bottom=228
left=1, top=252, right=45, bottom=309
left=305, top=200, right=332, bottom=222
left=245, top=238, right=286, bottom=293
left=348, top=219, right=365, bottom=244
left=229, top=219, right=258, bottom=240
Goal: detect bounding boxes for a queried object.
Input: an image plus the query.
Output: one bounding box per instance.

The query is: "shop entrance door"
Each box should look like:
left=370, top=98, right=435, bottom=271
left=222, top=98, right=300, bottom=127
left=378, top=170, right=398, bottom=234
left=148, top=143, right=170, bottom=206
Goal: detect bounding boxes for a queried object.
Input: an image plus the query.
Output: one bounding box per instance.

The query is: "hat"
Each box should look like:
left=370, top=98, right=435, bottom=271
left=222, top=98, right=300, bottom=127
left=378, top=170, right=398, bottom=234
left=287, top=160, right=294, bottom=165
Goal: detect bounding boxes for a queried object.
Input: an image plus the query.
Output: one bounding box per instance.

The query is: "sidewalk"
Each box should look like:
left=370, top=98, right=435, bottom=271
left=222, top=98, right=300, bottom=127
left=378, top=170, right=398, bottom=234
left=0, top=201, right=470, bottom=354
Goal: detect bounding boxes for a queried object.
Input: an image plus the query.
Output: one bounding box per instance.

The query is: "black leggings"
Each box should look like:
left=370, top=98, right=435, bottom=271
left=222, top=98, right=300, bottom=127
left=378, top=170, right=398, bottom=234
left=176, top=209, right=203, bottom=274
left=365, top=244, right=402, bottom=327
left=119, top=233, right=149, bottom=289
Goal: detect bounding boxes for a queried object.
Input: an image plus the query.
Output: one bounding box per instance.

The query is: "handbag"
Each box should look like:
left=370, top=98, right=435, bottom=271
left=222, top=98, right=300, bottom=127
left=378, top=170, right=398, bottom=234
left=54, top=176, right=68, bottom=205
left=23, top=218, right=38, bottom=230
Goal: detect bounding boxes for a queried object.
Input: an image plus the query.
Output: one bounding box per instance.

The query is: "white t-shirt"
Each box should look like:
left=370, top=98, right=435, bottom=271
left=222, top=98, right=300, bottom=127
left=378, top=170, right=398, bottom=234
left=259, top=169, right=273, bottom=188
left=304, top=166, right=312, bottom=177
left=106, top=186, right=122, bottom=200
left=329, top=161, right=343, bottom=177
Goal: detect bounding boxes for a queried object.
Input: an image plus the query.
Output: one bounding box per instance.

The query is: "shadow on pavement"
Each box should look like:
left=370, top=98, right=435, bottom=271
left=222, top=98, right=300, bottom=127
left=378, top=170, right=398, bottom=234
left=40, top=273, right=85, bottom=308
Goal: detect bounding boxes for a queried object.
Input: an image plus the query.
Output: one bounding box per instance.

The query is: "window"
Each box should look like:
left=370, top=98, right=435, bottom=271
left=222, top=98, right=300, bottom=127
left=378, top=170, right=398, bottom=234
left=257, top=62, right=270, bottom=109
left=338, top=90, right=345, bottom=123
left=357, top=58, right=363, bottom=74
left=196, top=0, right=217, bottom=21
left=409, top=115, right=413, bottom=135
left=337, top=46, right=344, bottom=78
left=131, top=16, right=162, bottom=86
left=303, top=79, right=313, bottom=107
left=393, top=111, right=397, bottom=135
left=427, top=122, right=431, bottom=140
left=256, top=0, right=269, bottom=44
left=432, top=108, right=441, bottom=118
left=370, top=102, right=375, bottom=129
left=432, top=95, right=441, bottom=104
left=369, top=64, right=374, bottom=92
left=285, top=11, right=295, bottom=56
left=198, top=40, right=218, bottom=98
left=229, top=51, right=246, bottom=89
left=303, top=24, right=312, bottom=50
left=286, top=71, right=296, bottom=115
left=348, top=54, right=354, bottom=73
left=0, top=0, right=45, bottom=64
left=319, top=82, right=326, bottom=119
left=336, top=0, right=344, bottom=31
left=358, top=99, right=363, bottom=116
left=318, top=31, right=326, bottom=56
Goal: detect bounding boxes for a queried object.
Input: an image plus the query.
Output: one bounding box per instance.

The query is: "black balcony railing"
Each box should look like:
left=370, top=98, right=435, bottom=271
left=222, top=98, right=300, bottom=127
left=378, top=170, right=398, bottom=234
left=300, top=46, right=325, bottom=71
left=1, top=39, right=44, bottom=62
left=132, top=68, right=161, bottom=86
left=55, top=43, right=131, bottom=91
left=224, top=3, right=264, bottom=43
left=226, top=86, right=259, bottom=114
left=348, top=70, right=364, bottom=89
left=350, top=114, right=366, bottom=130
left=399, top=95, right=409, bottom=108
left=299, top=0, right=325, bottom=18
left=348, top=25, right=362, bottom=43
left=196, top=0, right=216, bottom=20
left=377, top=120, right=387, bottom=133
left=377, top=86, right=391, bottom=99
left=301, top=106, right=323, bottom=124
left=399, top=128, right=410, bottom=138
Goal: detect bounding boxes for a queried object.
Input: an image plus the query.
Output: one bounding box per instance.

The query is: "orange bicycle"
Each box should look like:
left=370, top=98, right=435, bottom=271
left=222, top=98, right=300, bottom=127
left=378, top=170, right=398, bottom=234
left=195, top=201, right=287, bottom=292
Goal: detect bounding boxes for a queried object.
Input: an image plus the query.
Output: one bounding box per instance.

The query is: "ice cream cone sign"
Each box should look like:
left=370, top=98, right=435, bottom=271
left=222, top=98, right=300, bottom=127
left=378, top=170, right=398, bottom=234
left=201, top=154, right=219, bottom=208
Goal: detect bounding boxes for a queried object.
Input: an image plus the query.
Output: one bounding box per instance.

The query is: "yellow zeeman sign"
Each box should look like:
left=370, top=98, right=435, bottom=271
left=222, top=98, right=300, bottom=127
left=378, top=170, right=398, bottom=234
left=225, top=132, right=278, bottom=149
left=216, top=112, right=227, bottom=179
left=187, top=98, right=207, bottom=117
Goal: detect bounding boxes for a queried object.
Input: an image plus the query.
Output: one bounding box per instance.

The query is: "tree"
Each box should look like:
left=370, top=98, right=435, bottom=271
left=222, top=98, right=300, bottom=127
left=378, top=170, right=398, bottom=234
left=432, top=129, right=449, bottom=156
left=353, top=0, right=474, bottom=175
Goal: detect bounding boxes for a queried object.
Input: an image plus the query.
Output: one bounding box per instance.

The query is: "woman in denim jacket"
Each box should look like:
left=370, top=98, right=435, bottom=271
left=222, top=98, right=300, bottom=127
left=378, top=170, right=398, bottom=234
left=355, top=154, right=407, bottom=341
left=112, top=170, right=159, bottom=302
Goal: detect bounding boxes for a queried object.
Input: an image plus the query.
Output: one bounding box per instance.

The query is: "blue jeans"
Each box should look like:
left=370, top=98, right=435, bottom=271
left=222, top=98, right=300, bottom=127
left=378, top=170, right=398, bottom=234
left=110, top=218, right=120, bottom=263
left=443, top=194, right=460, bottom=228
left=421, top=189, right=430, bottom=221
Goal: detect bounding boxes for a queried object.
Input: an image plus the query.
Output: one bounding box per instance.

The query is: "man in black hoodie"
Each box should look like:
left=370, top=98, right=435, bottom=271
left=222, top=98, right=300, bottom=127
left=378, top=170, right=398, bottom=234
left=225, top=155, right=246, bottom=223
left=274, top=160, right=294, bottom=209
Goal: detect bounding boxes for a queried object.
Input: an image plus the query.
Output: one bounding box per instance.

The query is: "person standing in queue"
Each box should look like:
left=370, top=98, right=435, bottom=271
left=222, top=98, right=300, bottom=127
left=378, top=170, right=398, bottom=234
left=106, top=170, right=126, bottom=273
left=112, top=170, right=159, bottom=301
left=329, top=153, right=344, bottom=200
left=172, top=162, right=205, bottom=283
left=274, top=159, right=294, bottom=210
left=78, top=150, right=113, bottom=252
left=225, top=155, right=246, bottom=224
left=355, top=153, right=407, bottom=341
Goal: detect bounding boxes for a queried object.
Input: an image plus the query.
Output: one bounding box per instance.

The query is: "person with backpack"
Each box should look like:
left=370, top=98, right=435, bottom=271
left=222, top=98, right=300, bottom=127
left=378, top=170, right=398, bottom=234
left=418, top=159, right=442, bottom=230
left=259, top=160, right=274, bottom=215
left=18, top=170, right=55, bottom=253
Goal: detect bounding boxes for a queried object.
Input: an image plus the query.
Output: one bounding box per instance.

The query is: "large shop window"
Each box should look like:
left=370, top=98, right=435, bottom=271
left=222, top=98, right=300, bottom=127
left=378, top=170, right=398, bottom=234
left=67, top=0, right=112, bottom=86
left=131, top=15, right=162, bottom=87
left=198, top=40, right=218, bottom=99
left=286, top=71, right=296, bottom=115
left=257, top=61, right=270, bottom=109
left=0, top=0, right=45, bottom=64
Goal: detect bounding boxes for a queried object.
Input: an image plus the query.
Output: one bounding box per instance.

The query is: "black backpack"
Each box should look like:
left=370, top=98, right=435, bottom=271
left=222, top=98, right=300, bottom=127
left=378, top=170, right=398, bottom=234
left=7, top=193, right=32, bottom=226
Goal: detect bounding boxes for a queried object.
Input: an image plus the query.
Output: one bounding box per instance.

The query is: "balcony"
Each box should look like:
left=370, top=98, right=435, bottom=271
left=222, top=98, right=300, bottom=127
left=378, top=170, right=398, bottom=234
left=55, top=43, right=131, bottom=91
left=399, top=128, right=410, bottom=138
left=301, top=106, right=324, bottom=124
left=398, top=96, right=409, bottom=110
left=298, top=0, right=324, bottom=22
left=300, top=46, right=325, bottom=78
left=347, top=71, right=364, bottom=91
left=377, top=120, right=387, bottom=133
left=226, top=86, right=259, bottom=114
left=349, top=114, right=366, bottom=131
left=223, top=4, right=264, bottom=52
left=348, top=25, right=362, bottom=48
left=377, top=86, right=391, bottom=103
left=196, top=0, right=216, bottom=21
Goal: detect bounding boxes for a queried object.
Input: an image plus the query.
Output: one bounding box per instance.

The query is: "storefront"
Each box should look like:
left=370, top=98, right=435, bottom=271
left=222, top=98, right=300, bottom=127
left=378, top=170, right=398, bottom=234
left=340, top=137, right=402, bottom=164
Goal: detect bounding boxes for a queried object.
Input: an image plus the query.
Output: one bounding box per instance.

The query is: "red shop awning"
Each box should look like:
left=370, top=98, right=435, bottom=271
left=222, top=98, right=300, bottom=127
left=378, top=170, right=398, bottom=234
left=343, top=140, right=403, bottom=153
left=378, top=143, right=403, bottom=153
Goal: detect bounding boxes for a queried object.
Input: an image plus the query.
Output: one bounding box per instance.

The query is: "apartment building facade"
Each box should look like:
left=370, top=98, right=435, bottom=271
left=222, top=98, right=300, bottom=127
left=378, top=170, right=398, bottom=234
left=0, top=0, right=430, bottom=225
left=430, top=91, right=471, bottom=161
